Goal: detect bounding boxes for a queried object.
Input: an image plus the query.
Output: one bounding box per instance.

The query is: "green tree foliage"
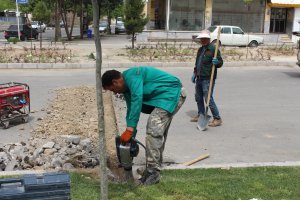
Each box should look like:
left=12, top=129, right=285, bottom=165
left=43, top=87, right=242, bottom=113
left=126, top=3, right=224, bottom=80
left=99, top=0, right=123, bottom=34
left=112, top=3, right=123, bottom=21
left=0, top=0, right=15, bottom=10
left=124, top=0, right=148, bottom=48
left=243, top=0, right=253, bottom=5
left=32, top=1, right=51, bottom=24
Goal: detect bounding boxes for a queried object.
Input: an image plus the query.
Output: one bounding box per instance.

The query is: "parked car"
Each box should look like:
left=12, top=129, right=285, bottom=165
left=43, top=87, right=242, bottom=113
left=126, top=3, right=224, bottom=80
left=31, top=21, right=46, bottom=32
left=207, top=25, right=264, bottom=47
left=116, top=17, right=123, bottom=24
left=99, top=21, right=108, bottom=33
left=115, top=22, right=126, bottom=34
left=60, top=21, right=65, bottom=28
left=4, top=24, right=39, bottom=41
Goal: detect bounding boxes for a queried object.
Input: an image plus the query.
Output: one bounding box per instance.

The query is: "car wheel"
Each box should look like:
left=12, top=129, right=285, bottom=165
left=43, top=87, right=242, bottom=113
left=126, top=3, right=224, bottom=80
left=211, top=40, right=221, bottom=47
left=20, top=36, right=25, bottom=41
left=248, top=40, right=258, bottom=47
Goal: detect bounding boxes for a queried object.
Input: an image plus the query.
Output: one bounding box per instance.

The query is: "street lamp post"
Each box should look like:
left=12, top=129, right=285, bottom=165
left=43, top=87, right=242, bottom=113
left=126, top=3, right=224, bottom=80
left=15, top=0, right=29, bottom=41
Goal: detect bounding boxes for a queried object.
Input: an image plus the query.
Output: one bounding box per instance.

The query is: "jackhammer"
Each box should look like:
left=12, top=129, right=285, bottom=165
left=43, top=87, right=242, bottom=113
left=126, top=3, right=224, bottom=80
left=115, top=133, right=146, bottom=171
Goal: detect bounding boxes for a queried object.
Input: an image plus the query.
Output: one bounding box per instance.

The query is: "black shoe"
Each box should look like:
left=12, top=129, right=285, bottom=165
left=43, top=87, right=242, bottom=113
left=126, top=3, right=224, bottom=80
left=138, top=169, right=160, bottom=185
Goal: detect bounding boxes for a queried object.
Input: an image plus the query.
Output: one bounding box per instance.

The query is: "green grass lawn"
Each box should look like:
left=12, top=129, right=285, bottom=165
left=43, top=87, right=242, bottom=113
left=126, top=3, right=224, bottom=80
left=71, top=166, right=300, bottom=200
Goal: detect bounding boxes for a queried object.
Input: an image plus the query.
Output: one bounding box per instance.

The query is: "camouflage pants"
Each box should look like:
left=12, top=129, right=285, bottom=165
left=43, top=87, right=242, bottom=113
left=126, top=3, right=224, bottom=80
left=146, top=88, right=186, bottom=171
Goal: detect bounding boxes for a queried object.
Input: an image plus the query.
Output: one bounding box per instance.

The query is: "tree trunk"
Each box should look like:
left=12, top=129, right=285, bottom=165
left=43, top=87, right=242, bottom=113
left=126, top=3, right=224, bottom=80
left=69, top=2, right=77, bottom=37
left=107, top=9, right=111, bottom=34
left=132, top=32, right=135, bottom=49
left=60, top=0, right=72, bottom=41
left=79, top=0, right=83, bottom=39
left=91, top=0, right=108, bottom=199
left=55, top=0, right=62, bottom=42
left=40, top=31, right=42, bottom=49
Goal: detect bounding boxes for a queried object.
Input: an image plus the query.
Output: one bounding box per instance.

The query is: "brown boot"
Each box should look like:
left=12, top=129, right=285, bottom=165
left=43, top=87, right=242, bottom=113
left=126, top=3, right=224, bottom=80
left=208, top=118, right=223, bottom=127
left=190, top=115, right=199, bottom=122
left=136, top=167, right=145, bottom=176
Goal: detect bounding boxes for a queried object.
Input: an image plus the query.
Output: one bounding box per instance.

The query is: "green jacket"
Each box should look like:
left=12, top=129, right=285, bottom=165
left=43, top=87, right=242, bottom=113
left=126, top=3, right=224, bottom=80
left=123, top=67, right=182, bottom=128
left=195, top=43, right=223, bottom=80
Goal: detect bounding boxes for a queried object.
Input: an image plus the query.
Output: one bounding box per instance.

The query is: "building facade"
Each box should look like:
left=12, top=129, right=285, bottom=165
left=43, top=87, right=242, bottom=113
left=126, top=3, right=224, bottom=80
left=139, top=0, right=300, bottom=43
left=0, top=10, right=26, bottom=24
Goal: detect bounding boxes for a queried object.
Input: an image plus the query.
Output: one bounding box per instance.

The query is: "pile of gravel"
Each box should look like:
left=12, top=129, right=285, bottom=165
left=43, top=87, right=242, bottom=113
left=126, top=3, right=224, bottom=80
left=0, top=135, right=98, bottom=171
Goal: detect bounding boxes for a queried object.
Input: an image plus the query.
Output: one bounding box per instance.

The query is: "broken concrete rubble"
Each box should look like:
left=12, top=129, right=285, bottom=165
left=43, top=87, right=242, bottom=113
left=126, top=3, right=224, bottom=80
left=0, top=135, right=99, bottom=171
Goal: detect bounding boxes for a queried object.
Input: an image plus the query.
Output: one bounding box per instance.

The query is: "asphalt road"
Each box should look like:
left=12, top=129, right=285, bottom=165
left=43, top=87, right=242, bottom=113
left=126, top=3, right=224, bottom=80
left=1, top=66, right=300, bottom=168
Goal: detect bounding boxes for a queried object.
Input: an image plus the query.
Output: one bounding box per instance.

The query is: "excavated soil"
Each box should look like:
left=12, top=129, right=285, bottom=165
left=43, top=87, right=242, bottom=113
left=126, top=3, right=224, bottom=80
left=32, top=86, right=119, bottom=169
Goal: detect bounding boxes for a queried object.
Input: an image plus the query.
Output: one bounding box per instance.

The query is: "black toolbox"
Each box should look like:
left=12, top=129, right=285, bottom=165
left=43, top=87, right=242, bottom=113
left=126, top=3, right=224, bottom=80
left=0, top=172, right=71, bottom=200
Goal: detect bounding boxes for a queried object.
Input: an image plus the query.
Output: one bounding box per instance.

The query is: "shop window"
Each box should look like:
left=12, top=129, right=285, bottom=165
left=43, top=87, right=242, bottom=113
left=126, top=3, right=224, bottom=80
left=169, top=0, right=205, bottom=31
left=148, top=0, right=166, bottom=30
left=270, top=8, right=287, bottom=33
left=212, top=0, right=265, bottom=33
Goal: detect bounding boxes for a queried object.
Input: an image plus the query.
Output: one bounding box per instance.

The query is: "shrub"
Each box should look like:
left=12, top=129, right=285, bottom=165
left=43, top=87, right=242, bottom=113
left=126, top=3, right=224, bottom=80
left=7, top=37, right=20, bottom=44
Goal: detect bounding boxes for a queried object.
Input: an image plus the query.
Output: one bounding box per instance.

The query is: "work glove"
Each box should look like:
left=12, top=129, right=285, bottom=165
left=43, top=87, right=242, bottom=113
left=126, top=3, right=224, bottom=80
left=191, top=73, right=196, bottom=83
left=120, top=129, right=133, bottom=144
left=212, top=58, right=220, bottom=65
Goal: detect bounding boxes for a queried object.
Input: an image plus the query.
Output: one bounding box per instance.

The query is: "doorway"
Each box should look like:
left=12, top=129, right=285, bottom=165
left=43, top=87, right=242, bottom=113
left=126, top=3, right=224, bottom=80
left=270, top=8, right=287, bottom=33
left=149, top=0, right=166, bottom=30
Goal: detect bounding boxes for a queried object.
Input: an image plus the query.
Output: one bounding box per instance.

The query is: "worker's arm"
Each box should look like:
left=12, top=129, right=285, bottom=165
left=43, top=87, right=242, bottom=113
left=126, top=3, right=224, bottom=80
left=125, top=75, right=143, bottom=129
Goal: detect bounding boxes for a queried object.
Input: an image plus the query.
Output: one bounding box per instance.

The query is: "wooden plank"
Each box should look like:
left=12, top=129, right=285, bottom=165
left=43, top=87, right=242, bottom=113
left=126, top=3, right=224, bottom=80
left=182, top=154, right=210, bottom=166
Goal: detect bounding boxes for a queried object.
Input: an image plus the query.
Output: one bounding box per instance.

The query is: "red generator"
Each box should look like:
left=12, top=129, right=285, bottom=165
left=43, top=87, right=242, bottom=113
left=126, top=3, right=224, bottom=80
left=0, top=82, right=30, bottom=129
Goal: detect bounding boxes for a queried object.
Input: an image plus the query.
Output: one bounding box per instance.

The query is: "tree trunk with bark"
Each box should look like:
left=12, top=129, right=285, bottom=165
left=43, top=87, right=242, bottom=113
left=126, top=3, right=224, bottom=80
left=79, top=0, right=84, bottom=39
left=59, top=0, right=72, bottom=41
left=132, top=32, right=135, bottom=48
left=69, top=2, right=77, bottom=37
left=55, top=0, right=62, bottom=42
left=91, top=0, right=108, bottom=199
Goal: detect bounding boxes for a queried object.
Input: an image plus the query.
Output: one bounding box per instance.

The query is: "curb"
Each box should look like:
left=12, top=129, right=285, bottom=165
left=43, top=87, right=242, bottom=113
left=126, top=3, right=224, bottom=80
left=0, top=61, right=298, bottom=69
left=163, top=161, right=300, bottom=170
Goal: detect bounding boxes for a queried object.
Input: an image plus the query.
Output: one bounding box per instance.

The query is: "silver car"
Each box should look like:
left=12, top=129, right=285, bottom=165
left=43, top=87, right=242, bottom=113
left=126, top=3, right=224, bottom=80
left=99, top=21, right=108, bottom=33
left=31, top=21, right=46, bottom=32
left=115, top=22, right=126, bottom=34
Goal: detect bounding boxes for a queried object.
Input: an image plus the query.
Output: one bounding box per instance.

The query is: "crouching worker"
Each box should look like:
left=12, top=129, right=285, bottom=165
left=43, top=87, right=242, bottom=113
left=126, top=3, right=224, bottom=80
left=102, top=67, right=186, bottom=185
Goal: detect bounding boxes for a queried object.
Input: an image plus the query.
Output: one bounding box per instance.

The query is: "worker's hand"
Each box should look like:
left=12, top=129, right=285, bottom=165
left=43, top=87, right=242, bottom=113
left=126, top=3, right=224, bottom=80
left=212, top=58, right=220, bottom=65
left=120, top=129, right=133, bottom=144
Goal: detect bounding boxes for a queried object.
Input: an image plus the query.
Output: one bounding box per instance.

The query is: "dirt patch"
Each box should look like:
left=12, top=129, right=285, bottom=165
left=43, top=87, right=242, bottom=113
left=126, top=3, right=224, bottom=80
left=0, top=45, right=74, bottom=63
left=32, top=86, right=119, bottom=168
left=0, top=44, right=130, bottom=64
left=1, top=43, right=297, bottom=64
left=127, top=45, right=297, bottom=62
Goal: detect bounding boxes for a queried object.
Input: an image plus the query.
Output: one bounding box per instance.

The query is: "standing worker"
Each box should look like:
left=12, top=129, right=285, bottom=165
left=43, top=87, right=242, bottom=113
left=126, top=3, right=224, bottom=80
left=102, top=67, right=186, bottom=185
left=190, top=30, right=223, bottom=127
